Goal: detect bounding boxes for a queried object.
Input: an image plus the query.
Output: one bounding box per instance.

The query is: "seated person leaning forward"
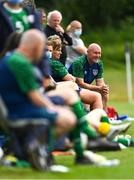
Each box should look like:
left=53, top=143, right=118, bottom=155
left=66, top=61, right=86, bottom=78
left=0, top=30, right=77, bottom=170
left=69, top=43, right=109, bottom=111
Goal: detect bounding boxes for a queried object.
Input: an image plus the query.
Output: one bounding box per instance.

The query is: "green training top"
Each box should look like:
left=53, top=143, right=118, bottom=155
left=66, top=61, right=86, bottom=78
left=69, top=55, right=103, bottom=84
left=4, top=6, right=30, bottom=32
left=50, top=59, right=68, bottom=82
left=8, top=52, right=39, bottom=93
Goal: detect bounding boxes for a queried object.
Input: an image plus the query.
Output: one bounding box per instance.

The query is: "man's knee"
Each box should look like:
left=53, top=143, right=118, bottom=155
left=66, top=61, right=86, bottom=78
left=55, top=108, right=76, bottom=135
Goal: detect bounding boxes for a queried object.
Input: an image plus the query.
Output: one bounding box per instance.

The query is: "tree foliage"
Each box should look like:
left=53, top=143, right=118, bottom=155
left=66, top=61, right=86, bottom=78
left=35, top=0, right=134, bottom=31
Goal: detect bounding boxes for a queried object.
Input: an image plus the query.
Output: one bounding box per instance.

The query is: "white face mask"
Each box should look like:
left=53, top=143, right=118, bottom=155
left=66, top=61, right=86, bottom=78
left=46, top=51, right=52, bottom=59
left=74, top=29, right=82, bottom=37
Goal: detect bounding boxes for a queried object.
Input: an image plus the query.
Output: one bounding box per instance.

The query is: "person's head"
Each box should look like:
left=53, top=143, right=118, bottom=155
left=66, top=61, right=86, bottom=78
left=0, top=32, right=22, bottom=58
left=87, top=43, right=101, bottom=64
left=6, top=0, right=24, bottom=7
left=66, top=20, right=82, bottom=37
left=22, top=0, right=36, bottom=9
left=18, top=29, right=46, bottom=62
left=47, top=10, right=62, bottom=29
left=47, top=35, right=62, bottom=59
left=37, top=8, right=46, bottom=25
left=5, top=0, right=24, bottom=10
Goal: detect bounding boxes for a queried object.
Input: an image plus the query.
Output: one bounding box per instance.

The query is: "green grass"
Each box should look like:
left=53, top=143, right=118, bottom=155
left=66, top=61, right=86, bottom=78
left=1, top=68, right=134, bottom=179
left=105, top=66, right=134, bottom=102
left=0, top=112, right=134, bottom=179
left=0, top=146, right=134, bottom=179
left=1, top=120, right=134, bottom=179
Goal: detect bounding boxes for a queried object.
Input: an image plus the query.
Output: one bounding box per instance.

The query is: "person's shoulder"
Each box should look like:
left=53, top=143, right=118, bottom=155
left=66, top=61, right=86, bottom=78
left=9, top=52, right=30, bottom=66
left=50, top=59, right=62, bottom=65
left=45, top=25, right=53, bottom=31
left=73, top=55, right=86, bottom=65
left=98, top=59, right=103, bottom=65
left=44, top=25, right=54, bottom=36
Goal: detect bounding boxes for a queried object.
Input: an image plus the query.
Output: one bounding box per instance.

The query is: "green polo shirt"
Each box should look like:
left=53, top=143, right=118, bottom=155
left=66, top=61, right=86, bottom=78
left=69, top=55, right=103, bottom=84
left=50, top=59, right=68, bottom=82
left=8, top=52, right=39, bottom=93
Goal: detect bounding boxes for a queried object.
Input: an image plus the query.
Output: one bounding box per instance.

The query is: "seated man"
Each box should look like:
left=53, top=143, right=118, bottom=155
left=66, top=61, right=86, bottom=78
left=0, top=29, right=77, bottom=170
left=69, top=43, right=109, bottom=111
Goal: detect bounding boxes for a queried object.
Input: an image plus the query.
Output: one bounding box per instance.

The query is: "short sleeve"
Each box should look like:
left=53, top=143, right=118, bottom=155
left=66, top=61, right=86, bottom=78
left=96, top=61, right=104, bottom=79
left=72, top=38, right=79, bottom=48
left=72, top=38, right=85, bottom=49
left=51, top=60, right=68, bottom=79
left=72, top=58, right=85, bottom=78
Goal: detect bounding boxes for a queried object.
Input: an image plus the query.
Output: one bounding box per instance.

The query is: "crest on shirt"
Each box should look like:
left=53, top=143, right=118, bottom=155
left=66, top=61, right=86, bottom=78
left=92, top=69, right=98, bottom=76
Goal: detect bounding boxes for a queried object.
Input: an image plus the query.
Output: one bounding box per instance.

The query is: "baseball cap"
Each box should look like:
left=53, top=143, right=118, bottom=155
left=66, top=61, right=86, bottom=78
left=7, top=0, right=24, bottom=4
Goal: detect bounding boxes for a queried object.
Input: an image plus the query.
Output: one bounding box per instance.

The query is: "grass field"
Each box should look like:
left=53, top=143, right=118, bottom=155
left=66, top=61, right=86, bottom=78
left=1, top=67, right=134, bottom=179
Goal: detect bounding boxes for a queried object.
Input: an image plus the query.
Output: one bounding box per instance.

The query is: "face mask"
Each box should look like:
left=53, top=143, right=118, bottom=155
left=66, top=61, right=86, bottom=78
left=74, top=29, right=82, bottom=37
left=7, top=0, right=24, bottom=5
left=46, top=51, right=52, bottom=59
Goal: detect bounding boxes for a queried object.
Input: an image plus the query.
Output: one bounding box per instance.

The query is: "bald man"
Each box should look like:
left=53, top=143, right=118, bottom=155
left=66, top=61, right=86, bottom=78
left=66, top=20, right=87, bottom=68
left=69, top=43, right=109, bottom=110
left=0, top=29, right=77, bottom=170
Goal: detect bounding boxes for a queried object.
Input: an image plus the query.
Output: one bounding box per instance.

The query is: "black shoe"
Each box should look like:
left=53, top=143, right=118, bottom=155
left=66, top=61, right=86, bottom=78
left=75, top=155, right=93, bottom=165
left=87, top=137, right=121, bottom=152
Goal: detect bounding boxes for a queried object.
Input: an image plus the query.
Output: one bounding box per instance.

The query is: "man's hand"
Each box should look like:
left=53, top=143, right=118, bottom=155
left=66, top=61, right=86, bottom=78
left=101, top=85, right=109, bottom=95
left=55, top=25, right=64, bottom=33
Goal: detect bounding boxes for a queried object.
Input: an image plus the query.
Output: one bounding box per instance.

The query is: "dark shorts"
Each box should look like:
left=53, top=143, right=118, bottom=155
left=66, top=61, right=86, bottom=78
left=8, top=107, right=58, bottom=127
left=48, top=95, right=65, bottom=105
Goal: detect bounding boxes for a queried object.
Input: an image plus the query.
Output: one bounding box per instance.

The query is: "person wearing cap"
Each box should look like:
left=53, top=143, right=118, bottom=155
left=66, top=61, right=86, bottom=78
left=0, top=0, right=40, bottom=54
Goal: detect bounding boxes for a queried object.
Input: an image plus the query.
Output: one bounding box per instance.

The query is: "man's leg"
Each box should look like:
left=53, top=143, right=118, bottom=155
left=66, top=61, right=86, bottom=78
left=47, top=88, right=98, bottom=163
left=79, top=89, right=103, bottom=110
left=85, top=109, right=131, bottom=139
left=47, top=88, right=97, bottom=138
left=102, top=93, right=109, bottom=111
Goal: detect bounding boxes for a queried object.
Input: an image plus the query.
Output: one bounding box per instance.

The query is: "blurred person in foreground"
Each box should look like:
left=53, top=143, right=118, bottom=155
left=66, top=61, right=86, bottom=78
left=0, top=0, right=40, bottom=54
left=0, top=29, right=77, bottom=170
